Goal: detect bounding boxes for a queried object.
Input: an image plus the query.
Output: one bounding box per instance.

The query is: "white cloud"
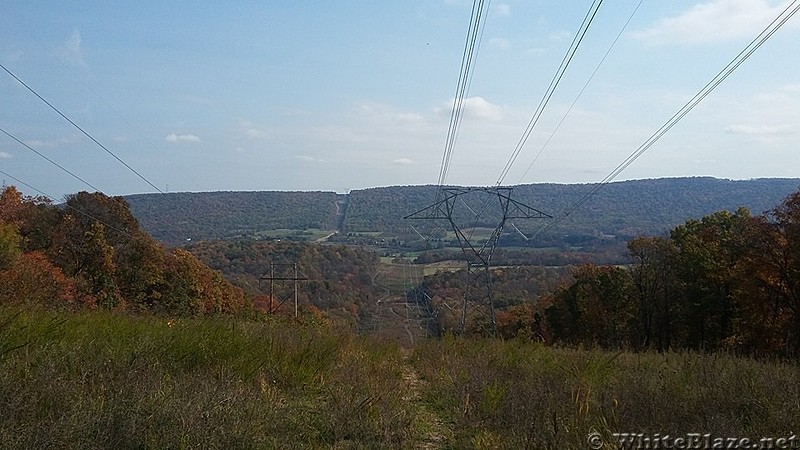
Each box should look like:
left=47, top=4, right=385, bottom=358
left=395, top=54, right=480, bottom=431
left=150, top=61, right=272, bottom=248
left=237, top=120, right=271, bottom=140
left=493, top=3, right=511, bottom=16
left=393, top=158, right=415, bottom=165
left=434, top=96, right=504, bottom=121
left=358, top=102, right=424, bottom=123
left=780, top=84, right=800, bottom=93
left=632, top=0, right=792, bottom=45
left=24, top=139, right=58, bottom=149
left=181, top=95, right=213, bottom=105
left=22, top=136, right=79, bottom=149
left=165, top=133, right=202, bottom=143
left=61, top=29, right=85, bottom=64
left=726, top=124, right=793, bottom=134
left=0, top=151, right=12, bottom=159
left=396, top=112, right=424, bottom=122
left=296, top=155, right=324, bottom=162
left=463, top=96, right=504, bottom=121
left=245, top=128, right=269, bottom=139
left=2, top=49, right=24, bottom=63
left=548, top=31, right=572, bottom=42
left=488, top=37, right=510, bottom=50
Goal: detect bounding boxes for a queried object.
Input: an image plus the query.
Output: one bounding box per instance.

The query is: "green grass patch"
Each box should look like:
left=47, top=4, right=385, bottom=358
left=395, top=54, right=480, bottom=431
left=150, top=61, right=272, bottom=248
left=252, top=228, right=335, bottom=241
left=0, top=306, right=415, bottom=448
left=412, top=337, right=800, bottom=448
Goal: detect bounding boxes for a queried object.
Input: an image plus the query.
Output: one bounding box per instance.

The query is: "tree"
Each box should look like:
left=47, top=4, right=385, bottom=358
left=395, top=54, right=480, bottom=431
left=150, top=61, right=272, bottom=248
left=0, top=222, right=21, bottom=270
left=669, top=208, right=751, bottom=350
left=114, top=234, right=167, bottom=309
left=64, top=191, right=139, bottom=246
left=628, top=236, right=678, bottom=351
left=0, top=251, right=78, bottom=307
left=745, top=192, right=800, bottom=355
left=0, top=186, right=59, bottom=251
left=545, top=264, right=636, bottom=347
left=82, top=221, right=120, bottom=308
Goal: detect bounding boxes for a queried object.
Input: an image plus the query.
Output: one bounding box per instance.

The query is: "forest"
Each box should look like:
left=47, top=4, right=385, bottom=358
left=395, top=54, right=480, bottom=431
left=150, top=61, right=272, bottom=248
left=543, top=193, right=800, bottom=357
left=0, top=186, right=248, bottom=315
left=185, top=239, right=381, bottom=325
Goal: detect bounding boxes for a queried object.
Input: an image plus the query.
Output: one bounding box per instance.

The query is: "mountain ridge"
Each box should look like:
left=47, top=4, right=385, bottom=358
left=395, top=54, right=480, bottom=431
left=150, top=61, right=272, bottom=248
left=125, top=177, right=800, bottom=246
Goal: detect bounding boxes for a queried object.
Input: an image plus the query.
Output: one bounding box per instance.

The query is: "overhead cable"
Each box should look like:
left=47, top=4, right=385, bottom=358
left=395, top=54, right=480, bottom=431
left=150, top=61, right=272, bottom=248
left=437, top=0, right=491, bottom=191
left=530, top=0, right=800, bottom=240
left=0, top=62, right=164, bottom=194
left=495, top=0, right=605, bottom=186
left=517, top=0, right=644, bottom=184
left=0, top=126, right=101, bottom=192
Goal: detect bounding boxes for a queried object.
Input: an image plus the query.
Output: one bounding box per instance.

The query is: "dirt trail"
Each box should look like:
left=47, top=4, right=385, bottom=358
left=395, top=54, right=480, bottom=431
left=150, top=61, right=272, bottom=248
left=401, top=349, right=451, bottom=448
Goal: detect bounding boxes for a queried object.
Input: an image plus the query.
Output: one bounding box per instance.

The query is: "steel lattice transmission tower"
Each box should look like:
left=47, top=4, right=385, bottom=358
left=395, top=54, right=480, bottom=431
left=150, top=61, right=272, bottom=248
left=405, top=187, right=550, bottom=336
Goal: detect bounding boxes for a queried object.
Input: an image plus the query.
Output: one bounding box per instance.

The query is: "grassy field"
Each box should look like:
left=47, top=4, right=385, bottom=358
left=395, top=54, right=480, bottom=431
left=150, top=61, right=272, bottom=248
left=412, top=338, right=800, bottom=448
left=0, top=307, right=414, bottom=448
left=252, top=228, right=336, bottom=242
left=2, top=306, right=799, bottom=449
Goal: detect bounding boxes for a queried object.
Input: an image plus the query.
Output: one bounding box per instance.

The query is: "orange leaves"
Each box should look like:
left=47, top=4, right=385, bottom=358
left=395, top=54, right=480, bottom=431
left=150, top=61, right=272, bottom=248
left=0, top=186, right=250, bottom=316
left=0, top=251, right=82, bottom=307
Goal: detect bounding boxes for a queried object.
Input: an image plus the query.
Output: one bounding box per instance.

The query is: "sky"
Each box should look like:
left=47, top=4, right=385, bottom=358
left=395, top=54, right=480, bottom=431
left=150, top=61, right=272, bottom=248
left=1, top=0, right=799, bottom=199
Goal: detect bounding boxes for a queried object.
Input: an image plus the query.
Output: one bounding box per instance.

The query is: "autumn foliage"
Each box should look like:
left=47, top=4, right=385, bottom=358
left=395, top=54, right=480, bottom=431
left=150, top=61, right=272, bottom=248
left=544, top=191, right=800, bottom=357
left=0, top=186, right=247, bottom=314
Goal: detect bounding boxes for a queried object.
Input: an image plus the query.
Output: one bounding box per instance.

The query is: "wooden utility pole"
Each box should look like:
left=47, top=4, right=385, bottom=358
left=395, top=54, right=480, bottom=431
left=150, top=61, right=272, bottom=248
left=259, top=262, right=308, bottom=318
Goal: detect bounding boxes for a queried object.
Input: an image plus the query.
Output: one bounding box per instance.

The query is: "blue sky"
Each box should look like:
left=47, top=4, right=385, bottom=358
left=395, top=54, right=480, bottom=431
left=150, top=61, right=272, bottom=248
left=1, top=0, right=799, bottom=199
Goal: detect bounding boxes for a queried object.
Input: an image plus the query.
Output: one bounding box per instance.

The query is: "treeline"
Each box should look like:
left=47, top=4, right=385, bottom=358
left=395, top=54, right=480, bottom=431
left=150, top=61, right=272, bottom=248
left=185, top=240, right=381, bottom=323
left=419, top=265, right=568, bottom=336
left=543, top=189, right=800, bottom=357
left=0, top=187, right=247, bottom=315
left=414, top=242, right=629, bottom=266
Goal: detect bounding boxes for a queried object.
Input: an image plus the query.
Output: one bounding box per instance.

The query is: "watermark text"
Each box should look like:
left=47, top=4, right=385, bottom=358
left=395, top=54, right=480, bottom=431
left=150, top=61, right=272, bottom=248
left=586, top=432, right=800, bottom=449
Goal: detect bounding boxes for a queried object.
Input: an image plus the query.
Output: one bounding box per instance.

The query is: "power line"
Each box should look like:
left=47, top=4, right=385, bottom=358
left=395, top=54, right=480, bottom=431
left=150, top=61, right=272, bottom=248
left=18, top=23, right=203, bottom=192
left=437, top=0, right=491, bottom=191
left=495, top=0, right=605, bottom=186
left=457, top=0, right=605, bottom=241
left=530, top=0, right=800, bottom=240
left=0, top=126, right=101, bottom=192
left=0, top=62, right=164, bottom=194
left=516, top=0, right=644, bottom=184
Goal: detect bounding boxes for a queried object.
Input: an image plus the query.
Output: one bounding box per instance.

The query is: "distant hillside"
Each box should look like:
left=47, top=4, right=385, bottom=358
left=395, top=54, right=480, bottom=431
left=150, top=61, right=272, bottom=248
left=344, top=178, right=800, bottom=239
left=126, top=178, right=800, bottom=246
left=126, top=191, right=338, bottom=245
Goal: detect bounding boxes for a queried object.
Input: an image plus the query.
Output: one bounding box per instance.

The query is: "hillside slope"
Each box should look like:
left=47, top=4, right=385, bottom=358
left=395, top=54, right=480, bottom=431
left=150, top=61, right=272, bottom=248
left=344, top=177, right=800, bottom=238
left=126, top=191, right=339, bottom=245
left=126, top=178, right=800, bottom=246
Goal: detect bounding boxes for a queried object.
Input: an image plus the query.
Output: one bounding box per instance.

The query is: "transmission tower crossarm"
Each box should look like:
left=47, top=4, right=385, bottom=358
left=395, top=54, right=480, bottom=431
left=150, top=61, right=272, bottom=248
left=404, top=185, right=550, bottom=337
left=404, top=190, right=457, bottom=220
left=495, top=189, right=552, bottom=219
